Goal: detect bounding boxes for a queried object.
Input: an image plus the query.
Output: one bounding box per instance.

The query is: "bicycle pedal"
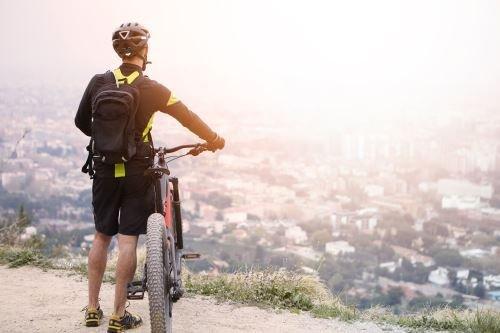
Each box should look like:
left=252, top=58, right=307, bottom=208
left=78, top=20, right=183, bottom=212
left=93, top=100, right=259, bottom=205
left=181, top=253, right=201, bottom=260
left=172, top=287, right=184, bottom=302
left=127, top=281, right=145, bottom=300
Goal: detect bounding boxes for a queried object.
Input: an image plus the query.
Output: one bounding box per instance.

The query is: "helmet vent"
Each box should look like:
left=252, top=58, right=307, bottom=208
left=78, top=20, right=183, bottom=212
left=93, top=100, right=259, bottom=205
left=118, top=30, right=130, bottom=39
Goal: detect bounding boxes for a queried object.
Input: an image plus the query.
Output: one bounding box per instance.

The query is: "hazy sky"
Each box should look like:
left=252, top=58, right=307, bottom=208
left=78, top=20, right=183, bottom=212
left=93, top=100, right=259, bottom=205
left=2, top=0, right=500, bottom=124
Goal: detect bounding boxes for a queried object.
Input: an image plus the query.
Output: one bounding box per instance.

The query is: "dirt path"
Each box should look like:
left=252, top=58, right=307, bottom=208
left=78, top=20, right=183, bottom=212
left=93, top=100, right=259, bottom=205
left=0, top=265, right=407, bottom=333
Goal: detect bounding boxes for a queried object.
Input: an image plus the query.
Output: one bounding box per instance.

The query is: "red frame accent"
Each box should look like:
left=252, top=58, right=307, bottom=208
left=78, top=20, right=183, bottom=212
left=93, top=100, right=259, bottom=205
left=163, top=182, right=173, bottom=229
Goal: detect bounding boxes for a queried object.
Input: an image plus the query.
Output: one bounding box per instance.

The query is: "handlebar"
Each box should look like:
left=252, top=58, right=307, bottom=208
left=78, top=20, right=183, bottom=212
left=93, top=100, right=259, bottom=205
left=155, top=143, right=210, bottom=156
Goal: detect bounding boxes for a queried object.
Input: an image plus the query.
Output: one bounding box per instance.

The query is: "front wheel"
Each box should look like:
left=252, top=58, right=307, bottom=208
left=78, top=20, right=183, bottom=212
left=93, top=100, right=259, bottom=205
left=146, top=213, right=173, bottom=333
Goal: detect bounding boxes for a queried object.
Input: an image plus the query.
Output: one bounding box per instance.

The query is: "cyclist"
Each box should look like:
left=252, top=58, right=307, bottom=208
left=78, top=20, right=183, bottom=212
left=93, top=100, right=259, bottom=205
left=75, top=22, right=225, bottom=332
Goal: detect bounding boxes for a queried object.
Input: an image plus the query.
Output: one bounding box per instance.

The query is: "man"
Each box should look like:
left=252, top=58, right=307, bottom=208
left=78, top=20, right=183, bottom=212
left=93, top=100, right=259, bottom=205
left=75, top=22, right=225, bottom=332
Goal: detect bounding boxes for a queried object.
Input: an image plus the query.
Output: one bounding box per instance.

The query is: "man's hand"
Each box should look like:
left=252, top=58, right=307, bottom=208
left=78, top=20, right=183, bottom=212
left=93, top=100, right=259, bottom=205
left=207, top=134, right=225, bottom=152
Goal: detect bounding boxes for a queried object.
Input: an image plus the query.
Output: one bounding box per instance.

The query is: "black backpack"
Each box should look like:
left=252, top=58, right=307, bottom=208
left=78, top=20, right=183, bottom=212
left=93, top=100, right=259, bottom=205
left=82, top=69, right=145, bottom=177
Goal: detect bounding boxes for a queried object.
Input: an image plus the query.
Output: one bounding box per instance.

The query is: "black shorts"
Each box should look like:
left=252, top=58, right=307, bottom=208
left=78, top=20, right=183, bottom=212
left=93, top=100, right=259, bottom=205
left=92, top=174, right=155, bottom=236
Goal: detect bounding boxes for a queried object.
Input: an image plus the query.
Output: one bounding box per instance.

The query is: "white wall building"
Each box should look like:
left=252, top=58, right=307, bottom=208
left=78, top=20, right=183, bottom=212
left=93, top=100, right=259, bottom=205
left=1, top=172, right=27, bottom=192
left=460, top=248, right=490, bottom=259
left=484, top=275, right=500, bottom=290
left=364, top=184, right=384, bottom=197
left=442, top=195, right=482, bottom=210
left=285, top=226, right=308, bottom=245
left=437, top=179, right=493, bottom=200
left=428, top=267, right=450, bottom=286
left=379, top=261, right=398, bottom=273
left=224, top=212, right=247, bottom=224
left=325, top=241, right=355, bottom=256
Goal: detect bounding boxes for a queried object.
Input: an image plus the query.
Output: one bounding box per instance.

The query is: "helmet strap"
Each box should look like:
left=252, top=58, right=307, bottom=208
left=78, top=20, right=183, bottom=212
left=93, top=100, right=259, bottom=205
left=138, top=54, right=152, bottom=71
left=139, top=46, right=150, bottom=71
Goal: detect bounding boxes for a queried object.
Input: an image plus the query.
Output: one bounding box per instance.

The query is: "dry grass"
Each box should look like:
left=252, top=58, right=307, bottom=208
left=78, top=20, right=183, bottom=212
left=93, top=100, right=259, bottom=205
left=184, top=268, right=357, bottom=320
left=389, top=308, right=500, bottom=333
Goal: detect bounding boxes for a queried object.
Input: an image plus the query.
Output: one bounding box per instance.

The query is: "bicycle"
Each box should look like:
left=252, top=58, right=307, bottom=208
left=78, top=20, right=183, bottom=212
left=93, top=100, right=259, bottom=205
left=126, top=142, right=211, bottom=333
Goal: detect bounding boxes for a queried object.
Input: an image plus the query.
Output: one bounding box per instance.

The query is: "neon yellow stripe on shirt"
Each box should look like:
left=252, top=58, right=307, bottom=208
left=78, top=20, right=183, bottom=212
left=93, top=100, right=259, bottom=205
left=167, top=93, right=180, bottom=106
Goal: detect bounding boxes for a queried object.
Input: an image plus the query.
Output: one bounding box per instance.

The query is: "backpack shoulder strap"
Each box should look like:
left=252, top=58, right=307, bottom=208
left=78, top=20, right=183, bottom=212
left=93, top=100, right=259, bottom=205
left=112, top=68, right=141, bottom=87
left=81, top=141, right=95, bottom=179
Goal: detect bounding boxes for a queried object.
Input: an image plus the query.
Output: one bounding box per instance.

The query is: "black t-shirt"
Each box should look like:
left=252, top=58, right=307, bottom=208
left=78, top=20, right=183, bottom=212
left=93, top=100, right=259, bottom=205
left=75, top=63, right=217, bottom=177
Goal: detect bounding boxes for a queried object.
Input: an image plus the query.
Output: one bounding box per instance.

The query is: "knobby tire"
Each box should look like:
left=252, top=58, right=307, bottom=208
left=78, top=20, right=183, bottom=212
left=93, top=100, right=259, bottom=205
left=146, top=213, right=173, bottom=333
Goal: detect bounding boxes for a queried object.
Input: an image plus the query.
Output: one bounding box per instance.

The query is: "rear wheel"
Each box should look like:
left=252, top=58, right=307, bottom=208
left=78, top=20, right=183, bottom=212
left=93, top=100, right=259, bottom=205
left=146, top=213, right=174, bottom=333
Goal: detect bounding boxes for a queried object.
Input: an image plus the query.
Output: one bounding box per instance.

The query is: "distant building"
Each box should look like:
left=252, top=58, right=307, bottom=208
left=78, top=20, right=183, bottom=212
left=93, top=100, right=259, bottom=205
left=437, top=179, right=493, bottom=200
left=300, top=266, right=318, bottom=276
left=231, top=228, right=248, bottom=240
left=484, top=275, right=500, bottom=290
left=480, top=207, right=500, bottom=221
left=224, top=212, right=247, bottom=224
left=212, top=260, right=229, bottom=269
left=429, top=267, right=450, bottom=286
left=369, top=196, right=419, bottom=216
left=460, top=248, right=490, bottom=259
left=487, top=291, right=500, bottom=302
left=331, top=211, right=356, bottom=228
left=273, top=245, right=322, bottom=261
left=325, top=241, right=355, bottom=256
left=392, top=246, right=434, bottom=267
left=364, top=184, right=384, bottom=197
left=441, top=195, right=482, bottom=210
left=1, top=172, right=26, bottom=192
left=83, top=234, right=95, bottom=243
left=379, top=261, right=398, bottom=273
left=20, top=226, right=37, bottom=241
left=361, top=217, right=378, bottom=231
left=456, top=269, right=483, bottom=289
left=285, top=226, right=307, bottom=245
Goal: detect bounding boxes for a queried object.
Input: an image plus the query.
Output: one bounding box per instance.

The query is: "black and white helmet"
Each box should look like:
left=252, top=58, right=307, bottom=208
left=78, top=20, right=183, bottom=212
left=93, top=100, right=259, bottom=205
left=112, top=22, right=150, bottom=58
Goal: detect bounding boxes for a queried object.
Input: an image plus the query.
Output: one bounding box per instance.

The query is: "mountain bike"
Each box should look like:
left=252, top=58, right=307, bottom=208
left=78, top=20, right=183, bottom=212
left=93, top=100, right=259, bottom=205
left=126, top=143, right=210, bottom=333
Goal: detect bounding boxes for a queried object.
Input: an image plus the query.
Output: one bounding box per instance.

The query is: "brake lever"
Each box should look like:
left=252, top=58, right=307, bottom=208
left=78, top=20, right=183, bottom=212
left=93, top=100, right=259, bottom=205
left=188, top=148, right=200, bottom=156
left=188, top=144, right=209, bottom=156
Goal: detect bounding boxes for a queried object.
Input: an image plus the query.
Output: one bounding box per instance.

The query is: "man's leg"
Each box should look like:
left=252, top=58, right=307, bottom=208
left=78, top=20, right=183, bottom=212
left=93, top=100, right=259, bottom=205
left=113, top=234, right=138, bottom=317
left=88, top=231, right=112, bottom=309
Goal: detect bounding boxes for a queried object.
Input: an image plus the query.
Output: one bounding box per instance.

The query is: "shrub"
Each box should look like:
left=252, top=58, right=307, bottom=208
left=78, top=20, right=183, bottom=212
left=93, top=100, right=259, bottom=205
left=0, top=246, right=51, bottom=268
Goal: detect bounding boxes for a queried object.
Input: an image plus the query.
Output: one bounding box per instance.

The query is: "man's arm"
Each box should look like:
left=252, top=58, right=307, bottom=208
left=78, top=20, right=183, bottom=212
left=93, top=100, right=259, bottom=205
left=75, top=76, right=96, bottom=137
left=155, top=84, right=219, bottom=142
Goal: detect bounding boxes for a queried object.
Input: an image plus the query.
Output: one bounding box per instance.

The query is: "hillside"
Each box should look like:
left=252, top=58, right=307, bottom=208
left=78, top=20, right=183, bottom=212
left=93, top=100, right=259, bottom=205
left=0, top=265, right=406, bottom=333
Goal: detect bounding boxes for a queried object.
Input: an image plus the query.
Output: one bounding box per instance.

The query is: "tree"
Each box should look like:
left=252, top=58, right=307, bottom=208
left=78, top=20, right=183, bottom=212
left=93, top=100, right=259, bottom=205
left=372, top=287, right=405, bottom=307
left=298, top=217, right=331, bottom=236
left=194, top=201, right=200, bottom=216
left=473, top=283, right=486, bottom=299
left=450, top=294, right=465, bottom=308
left=206, top=191, right=232, bottom=209
left=386, top=287, right=404, bottom=306
left=377, top=244, right=396, bottom=262
left=471, top=233, right=497, bottom=248
left=254, top=245, right=265, bottom=264
left=433, top=249, right=464, bottom=267
left=423, top=220, right=449, bottom=237
left=408, top=296, right=447, bottom=311
left=247, top=213, right=261, bottom=221
left=392, top=260, right=430, bottom=284
left=327, top=273, right=346, bottom=293
left=310, top=229, right=332, bottom=250
left=18, top=204, right=30, bottom=229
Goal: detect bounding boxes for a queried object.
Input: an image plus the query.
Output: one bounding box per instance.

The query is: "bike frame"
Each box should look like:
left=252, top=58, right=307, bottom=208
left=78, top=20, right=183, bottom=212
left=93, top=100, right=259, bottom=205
left=151, top=153, right=183, bottom=295
left=140, top=143, right=207, bottom=306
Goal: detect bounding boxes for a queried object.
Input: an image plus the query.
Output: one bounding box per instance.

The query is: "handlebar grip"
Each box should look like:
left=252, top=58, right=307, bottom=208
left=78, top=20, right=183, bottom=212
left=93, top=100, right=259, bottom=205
left=188, top=144, right=208, bottom=156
